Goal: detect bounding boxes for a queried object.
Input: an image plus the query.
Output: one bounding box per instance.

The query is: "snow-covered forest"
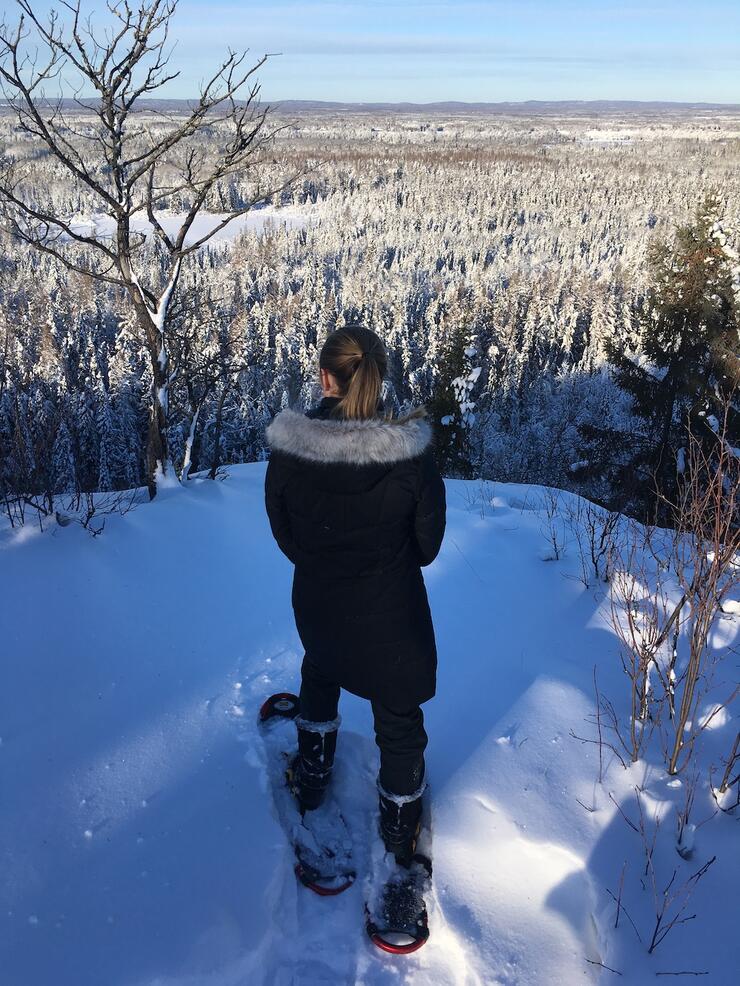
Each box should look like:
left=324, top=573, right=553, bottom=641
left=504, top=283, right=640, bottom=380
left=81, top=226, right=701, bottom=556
left=2, top=104, right=739, bottom=516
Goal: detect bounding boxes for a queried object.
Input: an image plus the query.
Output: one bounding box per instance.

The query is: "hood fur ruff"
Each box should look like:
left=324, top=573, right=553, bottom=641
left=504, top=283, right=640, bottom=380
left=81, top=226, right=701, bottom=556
left=266, top=406, right=432, bottom=465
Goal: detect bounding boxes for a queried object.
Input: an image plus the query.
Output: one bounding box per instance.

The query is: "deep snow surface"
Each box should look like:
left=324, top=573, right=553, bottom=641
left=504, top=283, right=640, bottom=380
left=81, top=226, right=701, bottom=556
left=0, top=465, right=737, bottom=985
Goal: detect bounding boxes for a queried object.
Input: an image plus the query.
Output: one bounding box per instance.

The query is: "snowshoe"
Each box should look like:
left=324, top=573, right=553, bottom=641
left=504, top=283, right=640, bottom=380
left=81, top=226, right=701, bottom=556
left=365, top=852, right=432, bottom=953
left=258, top=692, right=355, bottom=896
left=365, top=786, right=433, bottom=953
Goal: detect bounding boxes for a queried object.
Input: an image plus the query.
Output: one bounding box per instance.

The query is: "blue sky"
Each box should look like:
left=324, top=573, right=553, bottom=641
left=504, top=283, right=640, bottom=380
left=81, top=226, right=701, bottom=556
left=176, top=0, right=739, bottom=103
left=6, top=1, right=740, bottom=103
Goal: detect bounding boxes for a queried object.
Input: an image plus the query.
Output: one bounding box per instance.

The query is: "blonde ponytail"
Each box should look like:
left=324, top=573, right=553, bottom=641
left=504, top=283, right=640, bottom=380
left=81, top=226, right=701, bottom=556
left=319, top=326, right=388, bottom=421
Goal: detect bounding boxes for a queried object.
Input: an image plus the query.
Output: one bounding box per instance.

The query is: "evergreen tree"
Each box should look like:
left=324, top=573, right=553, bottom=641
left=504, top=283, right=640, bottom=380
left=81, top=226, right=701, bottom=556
left=51, top=419, right=77, bottom=496
left=580, top=190, right=740, bottom=517
left=96, top=392, right=115, bottom=492
left=428, top=325, right=481, bottom=478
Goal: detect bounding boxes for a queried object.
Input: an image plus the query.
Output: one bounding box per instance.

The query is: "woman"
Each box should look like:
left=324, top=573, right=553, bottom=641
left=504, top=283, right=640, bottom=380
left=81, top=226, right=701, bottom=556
left=264, top=325, right=446, bottom=867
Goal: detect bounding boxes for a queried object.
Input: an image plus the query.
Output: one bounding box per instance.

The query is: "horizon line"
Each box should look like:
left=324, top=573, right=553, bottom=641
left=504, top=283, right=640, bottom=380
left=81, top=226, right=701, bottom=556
left=1, top=97, right=739, bottom=109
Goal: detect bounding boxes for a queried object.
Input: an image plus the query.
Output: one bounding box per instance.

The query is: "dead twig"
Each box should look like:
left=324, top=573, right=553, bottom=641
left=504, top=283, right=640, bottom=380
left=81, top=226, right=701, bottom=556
left=585, top=957, right=622, bottom=975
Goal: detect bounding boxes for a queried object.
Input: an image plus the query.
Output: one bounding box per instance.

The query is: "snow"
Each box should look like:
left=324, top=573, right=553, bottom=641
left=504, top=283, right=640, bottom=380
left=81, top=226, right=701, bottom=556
left=62, top=205, right=315, bottom=250
left=0, top=466, right=737, bottom=985
left=153, top=458, right=181, bottom=490
left=698, top=703, right=731, bottom=731
left=709, top=216, right=740, bottom=310
left=151, top=259, right=181, bottom=335
left=180, top=407, right=201, bottom=483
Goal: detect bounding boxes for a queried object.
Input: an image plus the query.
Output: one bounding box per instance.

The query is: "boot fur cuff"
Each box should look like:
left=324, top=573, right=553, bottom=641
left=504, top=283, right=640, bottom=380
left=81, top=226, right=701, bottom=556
left=295, top=714, right=341, bottom=734
left=377, top=779, right=427, bottom=805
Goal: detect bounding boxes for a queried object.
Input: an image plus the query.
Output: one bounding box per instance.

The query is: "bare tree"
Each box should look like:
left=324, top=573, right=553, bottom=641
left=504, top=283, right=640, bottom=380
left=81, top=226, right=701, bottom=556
left=167, top=299, right=249, bottom=481
left=0, top=0, right=305, bottom=496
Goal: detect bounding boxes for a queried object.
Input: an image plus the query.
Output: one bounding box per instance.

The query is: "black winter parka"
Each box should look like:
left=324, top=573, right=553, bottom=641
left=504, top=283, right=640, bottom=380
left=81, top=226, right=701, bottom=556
left=264, top=396, right=446, bottom=707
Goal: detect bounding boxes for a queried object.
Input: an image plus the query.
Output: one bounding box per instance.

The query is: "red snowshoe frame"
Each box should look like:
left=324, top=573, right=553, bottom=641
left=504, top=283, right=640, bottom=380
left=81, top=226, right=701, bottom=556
left=295, top=859, right=355, bottom=896
left=365, top=904, right=430, bottom=954
left=258, top=692, right=300, bottom=722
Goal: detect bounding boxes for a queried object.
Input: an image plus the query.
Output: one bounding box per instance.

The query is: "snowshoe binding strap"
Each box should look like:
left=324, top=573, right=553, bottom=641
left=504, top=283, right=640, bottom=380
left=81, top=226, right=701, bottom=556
left=258, top=692, right=300, bottom=723
left=410, top=852, right=432, bottom=878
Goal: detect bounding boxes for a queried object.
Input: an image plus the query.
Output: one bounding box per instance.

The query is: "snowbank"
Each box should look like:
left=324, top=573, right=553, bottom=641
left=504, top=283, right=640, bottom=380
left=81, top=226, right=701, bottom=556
left=0, top=467, right=736, bottom=985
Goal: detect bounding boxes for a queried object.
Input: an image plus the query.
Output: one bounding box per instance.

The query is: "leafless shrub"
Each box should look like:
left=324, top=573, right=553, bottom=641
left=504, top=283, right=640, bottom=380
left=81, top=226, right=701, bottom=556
left=477, top=478, right=497, bottom=520
left=607, top=521, right=684, bottom=763
left=603, top=397, right=739, bottom=776
left=2, top=485, right=140, bottom=535
left=610, top=787, right=716, bottom=955
left=563, top=495, right=621, bottom=585
left=537, top=486, right=567, bottom=560
left=0, top=491, right=52, bottom=529
left=593, top=400, right=737, bottom=971
left=75, top=488, right=140, bottom=535
left=658, top=408, right=740, bottom=776
left=570, top=666, right=631, bottom=777
left=709, top=731, right=740, bottom=813
left=455, top=477, right=496, bottom=519
left=645, top=850, right=716, bottom=954
left=674, top=764, right=717, bottom=859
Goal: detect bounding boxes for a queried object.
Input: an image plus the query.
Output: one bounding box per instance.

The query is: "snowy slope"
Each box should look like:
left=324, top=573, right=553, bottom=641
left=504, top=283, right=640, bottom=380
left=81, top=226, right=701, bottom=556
left=1, top=465, right=737, bottom=986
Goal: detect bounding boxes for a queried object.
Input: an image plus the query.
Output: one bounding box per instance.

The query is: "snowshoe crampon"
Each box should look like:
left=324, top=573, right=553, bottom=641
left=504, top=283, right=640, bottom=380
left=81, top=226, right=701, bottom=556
left=365, top=853, right=432, bottom=954
left=258, top=692, right=355, bottom=897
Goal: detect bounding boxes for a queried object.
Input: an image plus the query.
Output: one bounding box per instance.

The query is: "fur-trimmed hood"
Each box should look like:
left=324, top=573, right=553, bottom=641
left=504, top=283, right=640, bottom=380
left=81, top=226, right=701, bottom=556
left=265, top=405, right=432, bottom=465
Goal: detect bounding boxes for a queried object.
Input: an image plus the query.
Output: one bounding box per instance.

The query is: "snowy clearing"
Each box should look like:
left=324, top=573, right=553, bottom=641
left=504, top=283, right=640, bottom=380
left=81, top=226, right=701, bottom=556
left=63, top=205, right=315, bottom=249
left=0, top=466, right=737, bottom=985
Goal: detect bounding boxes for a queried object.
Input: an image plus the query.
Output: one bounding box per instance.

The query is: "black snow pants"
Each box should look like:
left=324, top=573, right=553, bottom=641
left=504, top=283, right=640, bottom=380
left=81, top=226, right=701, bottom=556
left=298, top=654, right=428, bottom=796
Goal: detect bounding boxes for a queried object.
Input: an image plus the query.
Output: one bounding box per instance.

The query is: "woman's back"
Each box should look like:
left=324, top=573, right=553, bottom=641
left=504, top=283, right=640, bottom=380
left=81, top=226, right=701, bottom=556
left=265, top=396, right=443, bottom=580
left=265, top=394, right=446, bottom=706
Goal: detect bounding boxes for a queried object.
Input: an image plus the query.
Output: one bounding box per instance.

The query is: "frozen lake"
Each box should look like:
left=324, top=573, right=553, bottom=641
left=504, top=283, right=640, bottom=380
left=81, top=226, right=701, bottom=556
left=64, top=205, right=313, bottom=249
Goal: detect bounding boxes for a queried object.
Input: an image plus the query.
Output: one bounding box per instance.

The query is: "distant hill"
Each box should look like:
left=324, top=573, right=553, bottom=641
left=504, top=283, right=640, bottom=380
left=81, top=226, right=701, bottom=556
left=267, top=98, right=740, bottom=116
left=1, top=97, right=738, bottom=117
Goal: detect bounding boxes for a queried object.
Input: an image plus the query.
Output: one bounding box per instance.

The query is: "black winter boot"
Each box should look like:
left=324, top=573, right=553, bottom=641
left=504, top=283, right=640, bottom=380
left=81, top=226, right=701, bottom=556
left=287, top=720, right=338, bottom=812
left=378, top=785, right=424, bottom=868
